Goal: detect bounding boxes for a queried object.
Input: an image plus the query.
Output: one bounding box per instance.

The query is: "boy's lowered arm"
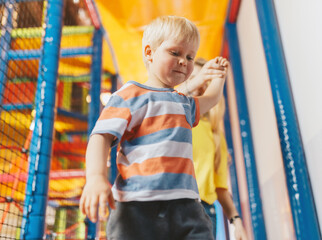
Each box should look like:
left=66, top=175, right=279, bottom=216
left=197, top=57, right=229, bottom=116
left=85, top=133, right=114, bottom=178
left=79, top=133, right=116, bottom=222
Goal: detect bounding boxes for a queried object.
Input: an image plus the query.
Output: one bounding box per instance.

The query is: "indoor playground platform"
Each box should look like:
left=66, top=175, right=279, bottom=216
left=0, top=0, right=321, bottom=239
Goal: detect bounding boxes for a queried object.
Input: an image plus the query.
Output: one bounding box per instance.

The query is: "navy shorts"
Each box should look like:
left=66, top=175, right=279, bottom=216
left=106, top=199, right=214, bottom=240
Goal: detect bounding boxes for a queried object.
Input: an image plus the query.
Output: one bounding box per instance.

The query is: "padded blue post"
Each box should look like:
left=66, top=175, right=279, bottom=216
left=86, top=27, right=103, bottom=239
left=108, top=74, right=118, bottom=184
left=0, top=0, right=14, bottom=105
left=255, top=0, right=321, bottom=238
left=223, top=86, right=242, bottom=216
left=88, top=29, right=102, bottom=135
left=226, top=23, right=267, bottom=240
left=20, top=0, right=64, bottom=238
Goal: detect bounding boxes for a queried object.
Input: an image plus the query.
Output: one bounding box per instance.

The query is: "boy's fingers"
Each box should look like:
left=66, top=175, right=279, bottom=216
left=212, top=57, right=229, bottom=68
left=89, top=197, right=99, bottom=222
left=99, top=194, right=108, bottom=217
left=79, top=195, right=85, bottom=214
left=209, top=65, right=225, bottom=71
left=216, top=57, right=223, bottom=65
left=209, top=67, right=222, bottom=73
left=206, top=69, right=226, bottom=76
left=108, top=193, right=116, bottom=209
left=221, top=58, right=229, bottom=67
left=84, top=197, right=91, bottom=216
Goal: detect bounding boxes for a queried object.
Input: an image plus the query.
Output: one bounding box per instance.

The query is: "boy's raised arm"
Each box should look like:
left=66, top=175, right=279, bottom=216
left=79, top=133, right=116, bottom=223
left=197, top=57, right=229, bottom=116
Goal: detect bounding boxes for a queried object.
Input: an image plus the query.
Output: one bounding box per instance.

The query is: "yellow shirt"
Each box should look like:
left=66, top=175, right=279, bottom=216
left=192, top=117, right=229, bottom=204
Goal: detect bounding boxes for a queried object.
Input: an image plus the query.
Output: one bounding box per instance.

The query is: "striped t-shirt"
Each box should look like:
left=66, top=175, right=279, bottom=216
left=91, top=81, right=200, bottom=202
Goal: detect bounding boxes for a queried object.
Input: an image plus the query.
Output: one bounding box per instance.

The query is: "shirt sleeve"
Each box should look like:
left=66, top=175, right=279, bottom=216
left=90, top=94, right=132, bottom=147
left=190, top=96, right=200, bottom=127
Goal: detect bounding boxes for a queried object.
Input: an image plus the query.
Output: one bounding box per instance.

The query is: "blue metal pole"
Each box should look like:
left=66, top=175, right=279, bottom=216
left=7, top=47, right=93, bottom=60
left=254, top=0, right=321, bottom=238
left=2, top=103, right=33, bottom=111
left=8, top=0, right=43, bottom=3
left=111, top=74, right=118, bottom=93
left=109, top=74, right=118, bottom=184
left=88, top=28, right=102, bottom=135
left=226, top=23, right=267, bottom=240
left=86, top=27, right=103, bottom=239
left=20, top=0, right=64, bottom=239
left=223, top=86, right=242, bottom=216
left=0, top=0, right=14, bottom=105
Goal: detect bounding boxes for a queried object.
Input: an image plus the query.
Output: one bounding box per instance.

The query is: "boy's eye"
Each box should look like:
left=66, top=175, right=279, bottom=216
left=170, top=51, right=179, bottom=56
left=187, top=56, right=194, bottom=61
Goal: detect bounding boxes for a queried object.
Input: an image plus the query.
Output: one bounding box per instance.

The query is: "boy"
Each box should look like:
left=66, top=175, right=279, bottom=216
left=80, top=16, right=228, bottom=240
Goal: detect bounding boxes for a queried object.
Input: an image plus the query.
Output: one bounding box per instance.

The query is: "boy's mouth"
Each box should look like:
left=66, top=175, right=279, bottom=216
left=173, top=70, right=186, bottom=75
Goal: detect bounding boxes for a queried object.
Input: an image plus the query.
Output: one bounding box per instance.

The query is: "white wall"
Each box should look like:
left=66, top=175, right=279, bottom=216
left=273, top=0, right=322, bottom=231
left=236, top=0, right=295, bottom=239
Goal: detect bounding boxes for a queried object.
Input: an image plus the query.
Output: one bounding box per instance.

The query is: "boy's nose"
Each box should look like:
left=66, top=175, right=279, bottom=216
left=179, top=58, right=187, bottom=66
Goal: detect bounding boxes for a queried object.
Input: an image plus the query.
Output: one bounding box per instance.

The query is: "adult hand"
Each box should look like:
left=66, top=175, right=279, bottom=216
left=233, top=218, right=248, bottom=240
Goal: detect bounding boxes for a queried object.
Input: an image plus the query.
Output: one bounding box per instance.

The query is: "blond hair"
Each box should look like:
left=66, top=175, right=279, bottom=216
left=142, top=16, right=200, bottom=66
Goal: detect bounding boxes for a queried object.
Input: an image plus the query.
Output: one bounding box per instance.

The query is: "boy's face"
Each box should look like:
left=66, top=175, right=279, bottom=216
left=146, top=38, right=198, bottom=88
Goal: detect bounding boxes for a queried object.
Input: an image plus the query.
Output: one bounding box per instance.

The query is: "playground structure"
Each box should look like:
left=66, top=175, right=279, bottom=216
left=0, top=0, right=322, bottom=239
left=0, top=0, right=114, bottom=238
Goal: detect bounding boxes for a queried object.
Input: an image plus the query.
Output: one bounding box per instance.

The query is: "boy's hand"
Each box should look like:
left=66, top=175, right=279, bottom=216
left=197, top=57, right=228, bottom=82
left=79, top=175, right=115, bottom=222
left=190, top=57, right=228, bottom=92
left=211, top=56, right=229, bottom=80
left=197, top=56, right=229, bottom=115
left=177, top=56, right=229, bottom=95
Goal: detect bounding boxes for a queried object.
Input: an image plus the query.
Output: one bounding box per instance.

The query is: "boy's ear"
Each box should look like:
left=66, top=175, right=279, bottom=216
left=144, top=45, right=153, bottom=62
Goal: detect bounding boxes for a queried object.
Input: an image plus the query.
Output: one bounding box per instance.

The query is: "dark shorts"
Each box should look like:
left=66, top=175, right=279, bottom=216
left=106, top=199, right=214, bottom=240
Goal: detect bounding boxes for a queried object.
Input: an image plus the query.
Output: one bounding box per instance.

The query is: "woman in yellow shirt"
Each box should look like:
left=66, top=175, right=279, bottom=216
left=177, top=58, right=248, bottom=240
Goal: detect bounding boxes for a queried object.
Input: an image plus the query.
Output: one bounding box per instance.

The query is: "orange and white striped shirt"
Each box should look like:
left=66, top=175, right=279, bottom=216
left=91, top=81, right=200, bottom=202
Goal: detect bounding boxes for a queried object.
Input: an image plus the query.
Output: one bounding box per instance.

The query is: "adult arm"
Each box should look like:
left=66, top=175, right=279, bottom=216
left=216, top=188, right=248, bottom=240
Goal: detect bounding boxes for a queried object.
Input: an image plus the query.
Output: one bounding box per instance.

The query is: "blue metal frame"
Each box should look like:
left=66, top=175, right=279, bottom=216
left=254, top=0, right=321, bottom=238
left=109, top=74, right=119, bottom=184
left=57, top=108, right=88, bottom=121
left=223, top=86, right=242, bottom=216
left=86, top=27, right=103, bottom=239
left=109, top=146, right=118, bottom=183
left=87, top=29, right=103, bottom=135
left=7, top=47, right=93, bottom=60
left=0, top=0, right=42, bottom=3
left=0, top=0, right=14, bottom=105
left=2, top=103, right=33, bottom=111
left=226, top=22, right=267, bottom=240
left=20, top=0, right=64, bottom=239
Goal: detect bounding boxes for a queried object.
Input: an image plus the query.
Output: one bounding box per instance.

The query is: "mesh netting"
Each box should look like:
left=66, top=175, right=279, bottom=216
left=0, top=0, right=112, bottom=238
left=0, top=1, right=42, bottom=238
